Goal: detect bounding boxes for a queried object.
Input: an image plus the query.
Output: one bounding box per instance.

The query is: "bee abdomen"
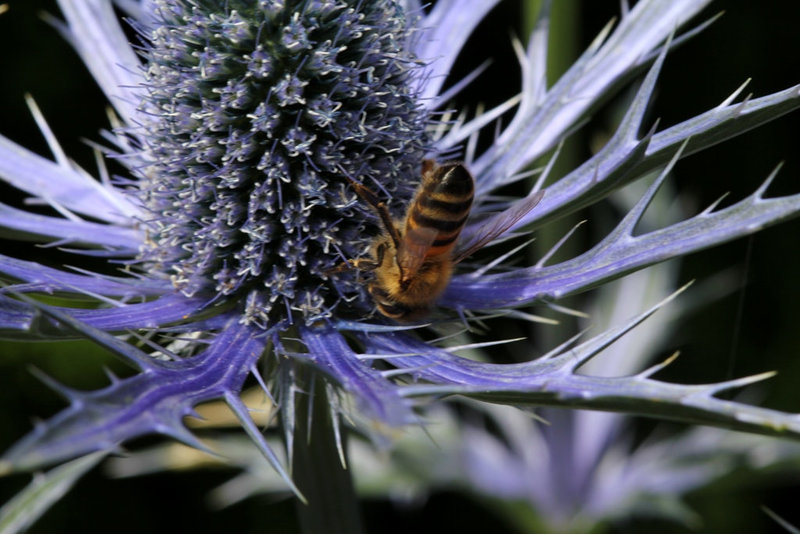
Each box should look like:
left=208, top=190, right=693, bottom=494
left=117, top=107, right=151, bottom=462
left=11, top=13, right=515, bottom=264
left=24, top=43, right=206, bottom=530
left=409, top=206, right=469, bottom=232
left=407, top=162, right=474, bottom=257
left=417, top=195, right=473, bottom=215
left=428, top=162, right=474, bottom=197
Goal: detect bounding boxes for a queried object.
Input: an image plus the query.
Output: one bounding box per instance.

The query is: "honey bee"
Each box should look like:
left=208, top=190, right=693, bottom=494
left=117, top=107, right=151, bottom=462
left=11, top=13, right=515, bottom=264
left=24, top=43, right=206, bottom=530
left=343, top=160, right=544, bottom=321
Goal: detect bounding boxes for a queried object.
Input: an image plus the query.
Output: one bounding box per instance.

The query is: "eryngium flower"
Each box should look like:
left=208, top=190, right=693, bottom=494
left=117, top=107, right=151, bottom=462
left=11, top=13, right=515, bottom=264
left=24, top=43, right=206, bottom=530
left=136, top=0, right=426, bottom=326
left=2, top=0, right=800, bottom=492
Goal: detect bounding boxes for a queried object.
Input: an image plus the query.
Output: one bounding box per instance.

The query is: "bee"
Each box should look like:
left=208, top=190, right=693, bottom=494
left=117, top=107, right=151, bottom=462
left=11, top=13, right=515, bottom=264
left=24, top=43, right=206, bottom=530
left=343, top=159, right=544, bottom=322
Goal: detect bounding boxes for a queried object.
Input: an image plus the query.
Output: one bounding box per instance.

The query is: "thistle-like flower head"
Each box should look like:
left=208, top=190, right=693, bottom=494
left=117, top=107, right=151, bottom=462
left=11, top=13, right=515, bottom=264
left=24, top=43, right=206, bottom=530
left=1, top=1, right=800, bottom=521
left=136, top=0, right=427, bottom=325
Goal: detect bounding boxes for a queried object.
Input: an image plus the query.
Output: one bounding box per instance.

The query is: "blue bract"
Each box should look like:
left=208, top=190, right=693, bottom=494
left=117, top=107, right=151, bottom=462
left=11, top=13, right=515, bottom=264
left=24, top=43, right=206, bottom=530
left=1, top=0, right=800, bottom=496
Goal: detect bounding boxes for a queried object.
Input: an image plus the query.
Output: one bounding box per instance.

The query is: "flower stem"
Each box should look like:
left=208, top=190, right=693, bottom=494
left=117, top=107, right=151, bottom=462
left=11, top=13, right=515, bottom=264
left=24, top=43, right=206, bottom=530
left=292, top=367, right=364, bottom=534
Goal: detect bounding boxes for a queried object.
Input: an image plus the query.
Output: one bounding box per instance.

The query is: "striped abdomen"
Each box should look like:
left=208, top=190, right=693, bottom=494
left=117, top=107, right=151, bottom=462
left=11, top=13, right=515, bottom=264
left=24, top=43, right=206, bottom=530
left=403, top=161, right=474, bottom=259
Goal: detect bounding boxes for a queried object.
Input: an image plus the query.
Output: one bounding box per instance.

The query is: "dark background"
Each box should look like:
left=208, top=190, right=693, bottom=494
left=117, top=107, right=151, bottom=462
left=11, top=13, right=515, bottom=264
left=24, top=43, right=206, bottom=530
left=0, top=1, right=799, bottom=533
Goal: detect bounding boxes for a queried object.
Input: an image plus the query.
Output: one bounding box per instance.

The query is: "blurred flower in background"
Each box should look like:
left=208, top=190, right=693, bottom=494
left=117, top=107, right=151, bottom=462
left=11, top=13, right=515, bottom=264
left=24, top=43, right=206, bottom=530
left=1, top=1, right=800, bottom=533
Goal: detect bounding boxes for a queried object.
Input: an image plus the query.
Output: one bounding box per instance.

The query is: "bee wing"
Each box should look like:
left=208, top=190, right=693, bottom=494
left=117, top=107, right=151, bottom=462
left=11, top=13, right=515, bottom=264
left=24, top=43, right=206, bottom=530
left=453, top=190, right=545, bottom=264
left=397, top=225, right=439, bottom=278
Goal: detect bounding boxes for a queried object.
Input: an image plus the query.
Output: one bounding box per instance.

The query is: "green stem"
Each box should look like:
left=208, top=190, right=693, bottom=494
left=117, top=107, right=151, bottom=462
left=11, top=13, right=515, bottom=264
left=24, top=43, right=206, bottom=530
left=292, top=367, right=364, bottom=534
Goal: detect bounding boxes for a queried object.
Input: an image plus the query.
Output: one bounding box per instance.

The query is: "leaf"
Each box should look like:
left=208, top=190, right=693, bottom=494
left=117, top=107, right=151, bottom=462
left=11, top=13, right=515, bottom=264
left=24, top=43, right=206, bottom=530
left=0, top=451, right=106, bottom=534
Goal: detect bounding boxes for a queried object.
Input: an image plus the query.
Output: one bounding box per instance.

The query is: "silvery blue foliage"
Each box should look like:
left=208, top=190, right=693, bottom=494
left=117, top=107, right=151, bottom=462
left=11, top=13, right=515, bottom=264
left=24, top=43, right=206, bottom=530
left=97, top=177, right=800, bottom=532
left=0, top=1, right=800, bottom=519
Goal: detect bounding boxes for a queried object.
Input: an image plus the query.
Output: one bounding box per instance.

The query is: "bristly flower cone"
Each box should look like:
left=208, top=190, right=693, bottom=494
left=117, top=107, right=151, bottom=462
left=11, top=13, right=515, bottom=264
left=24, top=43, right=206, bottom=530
left=135, top=0, right=430, bottom=327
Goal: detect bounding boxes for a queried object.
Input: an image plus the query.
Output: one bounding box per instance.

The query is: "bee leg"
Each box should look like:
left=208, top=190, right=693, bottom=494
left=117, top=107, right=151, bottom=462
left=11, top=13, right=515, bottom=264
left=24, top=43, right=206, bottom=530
left=329, top=248, right=386, bottom=275
left=351, top=258, right=379, bottom=271
left=350, top=242, right=385, bottom=272
left=344, top=176, right=381, bottom=209
left=327, top=241, right=388, bottom=277
left=372, top=241, right=387, bottom=268
left=344, top=177, right=402, bottom=252
left=421, top=158, right=435, bottom=176
left=327, top=260, right=356, bottom=274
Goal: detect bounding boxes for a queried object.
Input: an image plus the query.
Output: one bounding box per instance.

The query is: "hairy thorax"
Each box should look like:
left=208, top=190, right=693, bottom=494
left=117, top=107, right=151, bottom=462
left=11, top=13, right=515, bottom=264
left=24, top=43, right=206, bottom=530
left=368, top=234, right=453, bottom=319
